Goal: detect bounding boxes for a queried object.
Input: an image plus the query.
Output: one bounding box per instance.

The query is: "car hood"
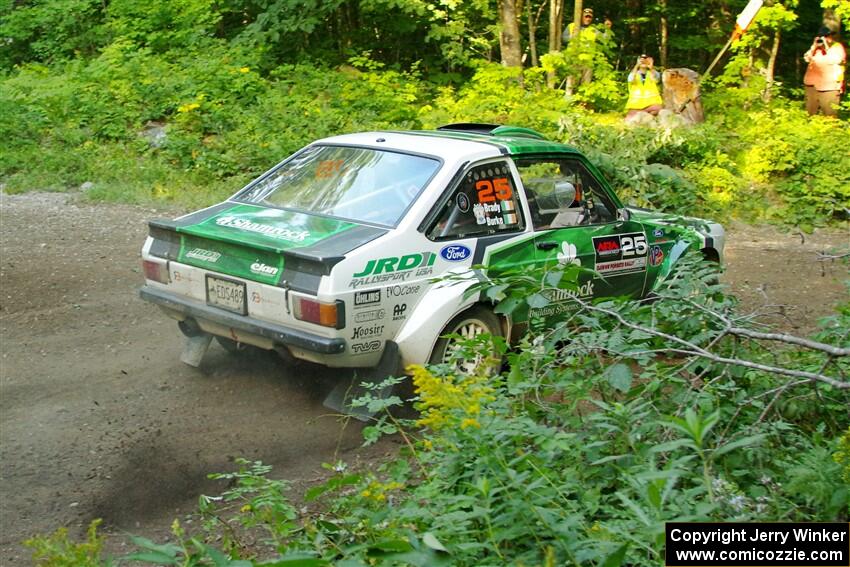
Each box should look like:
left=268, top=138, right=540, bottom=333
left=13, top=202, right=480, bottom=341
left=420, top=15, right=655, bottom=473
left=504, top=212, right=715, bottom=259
left=626, top=207, right=715, bottom=234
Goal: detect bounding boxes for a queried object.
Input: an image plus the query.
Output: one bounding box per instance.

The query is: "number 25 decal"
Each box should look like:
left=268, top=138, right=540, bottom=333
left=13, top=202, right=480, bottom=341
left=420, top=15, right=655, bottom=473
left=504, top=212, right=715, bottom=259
left=475, top=178, right=513, bottom=203
left=621, top=235, right=648, bottom=256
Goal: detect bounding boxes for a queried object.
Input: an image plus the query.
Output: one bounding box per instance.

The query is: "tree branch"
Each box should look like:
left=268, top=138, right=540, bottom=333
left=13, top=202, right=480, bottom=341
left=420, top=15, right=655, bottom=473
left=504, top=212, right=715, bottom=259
left=568, top=297, right=850, bottom=390
left=727, top=327, right=850, bottom=356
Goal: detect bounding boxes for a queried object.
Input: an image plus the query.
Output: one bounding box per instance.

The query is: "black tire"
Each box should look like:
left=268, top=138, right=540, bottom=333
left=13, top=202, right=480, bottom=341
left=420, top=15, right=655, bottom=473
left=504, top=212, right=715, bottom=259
left=428, top=306, right=504, bottom=372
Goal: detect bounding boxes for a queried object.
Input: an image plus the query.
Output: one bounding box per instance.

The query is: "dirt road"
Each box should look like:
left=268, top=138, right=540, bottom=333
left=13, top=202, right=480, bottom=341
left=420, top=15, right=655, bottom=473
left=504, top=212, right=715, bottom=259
left=0, top=192, right=847, bottom=565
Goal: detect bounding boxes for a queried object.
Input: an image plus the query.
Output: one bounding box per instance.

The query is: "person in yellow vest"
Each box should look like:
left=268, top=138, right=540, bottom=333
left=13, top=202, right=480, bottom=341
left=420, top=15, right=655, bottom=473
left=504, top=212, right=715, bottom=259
left=563, top=8, right=599, bottom=85
left=625, top=54, right=664, bottom=119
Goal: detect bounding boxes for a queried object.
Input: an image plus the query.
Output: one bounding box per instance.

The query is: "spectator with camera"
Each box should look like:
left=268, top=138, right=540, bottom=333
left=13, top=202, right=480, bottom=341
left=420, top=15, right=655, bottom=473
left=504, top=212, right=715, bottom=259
left=803, top=27, right=846, bottom=117
left=625, top=54, right=664, bottom=119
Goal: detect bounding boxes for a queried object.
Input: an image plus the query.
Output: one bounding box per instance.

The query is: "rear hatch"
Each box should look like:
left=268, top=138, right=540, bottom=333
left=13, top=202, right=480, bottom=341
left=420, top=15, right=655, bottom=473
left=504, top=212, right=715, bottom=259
left=147, top=202, right=387, bottom=293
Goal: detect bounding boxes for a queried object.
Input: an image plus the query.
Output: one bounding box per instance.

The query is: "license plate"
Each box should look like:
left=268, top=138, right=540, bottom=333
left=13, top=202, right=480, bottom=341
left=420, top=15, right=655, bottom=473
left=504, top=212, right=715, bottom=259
left=206, top=275, right=246, bottom=315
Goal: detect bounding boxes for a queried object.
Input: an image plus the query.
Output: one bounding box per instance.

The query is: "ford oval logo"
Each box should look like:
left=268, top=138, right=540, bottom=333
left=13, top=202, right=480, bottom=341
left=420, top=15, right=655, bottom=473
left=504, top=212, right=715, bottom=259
left=440, top=244, right=472, bottom=262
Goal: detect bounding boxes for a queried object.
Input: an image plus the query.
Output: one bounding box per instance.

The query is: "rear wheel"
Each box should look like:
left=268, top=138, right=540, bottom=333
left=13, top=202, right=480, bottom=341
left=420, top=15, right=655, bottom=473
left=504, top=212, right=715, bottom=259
left=428, top=306, right=503, bottom=373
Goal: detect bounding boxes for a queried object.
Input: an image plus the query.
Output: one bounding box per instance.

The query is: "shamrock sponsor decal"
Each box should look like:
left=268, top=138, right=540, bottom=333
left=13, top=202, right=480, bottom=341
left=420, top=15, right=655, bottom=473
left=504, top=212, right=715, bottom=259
left=557, top=241, right=581, bottom=267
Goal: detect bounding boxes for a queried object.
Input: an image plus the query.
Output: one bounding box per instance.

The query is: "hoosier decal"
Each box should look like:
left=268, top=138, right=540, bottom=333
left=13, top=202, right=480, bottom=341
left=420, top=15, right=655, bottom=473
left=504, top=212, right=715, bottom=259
left=592, top=233, right=648, bottom=276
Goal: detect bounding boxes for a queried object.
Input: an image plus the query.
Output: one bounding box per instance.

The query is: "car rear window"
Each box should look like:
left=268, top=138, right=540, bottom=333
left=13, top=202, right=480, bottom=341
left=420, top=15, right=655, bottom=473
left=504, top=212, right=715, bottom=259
left=236, top=145, right=441, bottom=227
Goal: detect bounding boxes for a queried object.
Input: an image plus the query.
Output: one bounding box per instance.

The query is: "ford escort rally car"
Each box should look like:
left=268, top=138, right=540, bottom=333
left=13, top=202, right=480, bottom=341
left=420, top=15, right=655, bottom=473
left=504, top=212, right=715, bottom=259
left=140, top=123, right=725, bottom=376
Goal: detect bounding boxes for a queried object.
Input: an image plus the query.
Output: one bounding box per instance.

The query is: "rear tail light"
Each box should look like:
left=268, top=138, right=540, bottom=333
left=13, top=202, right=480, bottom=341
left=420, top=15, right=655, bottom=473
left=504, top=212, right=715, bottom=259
left=143, top=259, right=170, bottom=284
left=293, top=297, right=345, bottom=329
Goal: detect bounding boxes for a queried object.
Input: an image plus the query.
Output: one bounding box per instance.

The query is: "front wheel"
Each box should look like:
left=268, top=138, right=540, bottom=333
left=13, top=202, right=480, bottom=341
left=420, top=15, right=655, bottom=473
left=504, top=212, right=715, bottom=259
left=428, top=306, right=504, bottom=373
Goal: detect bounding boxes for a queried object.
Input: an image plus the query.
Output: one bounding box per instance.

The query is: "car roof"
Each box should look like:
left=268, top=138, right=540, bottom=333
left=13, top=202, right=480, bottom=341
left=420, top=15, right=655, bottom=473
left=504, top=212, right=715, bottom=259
left=315, top=124, right=582, bottom=162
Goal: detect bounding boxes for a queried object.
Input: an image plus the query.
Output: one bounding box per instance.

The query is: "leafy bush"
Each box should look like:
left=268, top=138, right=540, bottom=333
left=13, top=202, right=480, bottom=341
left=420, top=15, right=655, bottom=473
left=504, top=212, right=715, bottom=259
left=2, top=45, right=848, bottom=226
left=25, top=519, right=111, bottom=567
left=36, top=259, right=843, bottom=567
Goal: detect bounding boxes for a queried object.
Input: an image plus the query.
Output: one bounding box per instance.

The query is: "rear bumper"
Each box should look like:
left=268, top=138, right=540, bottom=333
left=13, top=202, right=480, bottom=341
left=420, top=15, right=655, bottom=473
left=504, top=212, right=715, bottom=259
left=139, top=285, right=346, bottom=355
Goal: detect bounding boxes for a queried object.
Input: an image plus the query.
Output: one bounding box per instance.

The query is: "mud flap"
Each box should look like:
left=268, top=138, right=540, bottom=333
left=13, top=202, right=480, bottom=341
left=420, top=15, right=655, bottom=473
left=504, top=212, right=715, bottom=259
left=180, top=333, right=213, bottom=367
left=323, top=341, right=403, bottom=422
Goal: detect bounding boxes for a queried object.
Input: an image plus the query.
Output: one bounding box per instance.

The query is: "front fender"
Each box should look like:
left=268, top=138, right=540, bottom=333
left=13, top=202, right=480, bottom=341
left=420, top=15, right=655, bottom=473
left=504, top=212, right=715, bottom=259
left=394, top=272, right=481, bottom=367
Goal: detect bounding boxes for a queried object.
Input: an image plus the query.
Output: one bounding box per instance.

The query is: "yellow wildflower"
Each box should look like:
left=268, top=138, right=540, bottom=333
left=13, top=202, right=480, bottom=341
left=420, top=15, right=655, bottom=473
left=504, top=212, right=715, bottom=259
left=239, top=67, right=250, bottom=73
left=177, top=102, right=200, bottom=113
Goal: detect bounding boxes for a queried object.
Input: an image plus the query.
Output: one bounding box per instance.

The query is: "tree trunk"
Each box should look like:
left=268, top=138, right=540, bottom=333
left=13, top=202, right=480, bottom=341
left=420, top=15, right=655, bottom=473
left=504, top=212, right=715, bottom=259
left=499, top=0, right=523, bottom=67
left=528, top=3, right=538, bottom=67
left=565, top=0, right=582, bottom=95
left=763, top=28, right=781, bottom=102
left=572, top=0, right=583, bottom=33
left=548, top=0, right=564, bottom=53
left=659, top=0, right=668, bottom=68
left=547, top=0, right=564, bottom=87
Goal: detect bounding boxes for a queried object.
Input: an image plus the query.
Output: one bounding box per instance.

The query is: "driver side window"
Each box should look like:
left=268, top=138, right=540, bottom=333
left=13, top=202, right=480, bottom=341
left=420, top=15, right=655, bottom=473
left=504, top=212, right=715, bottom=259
left=427, top=161, right=524, bottom=240
left=515, top=158, right=616, bottom=230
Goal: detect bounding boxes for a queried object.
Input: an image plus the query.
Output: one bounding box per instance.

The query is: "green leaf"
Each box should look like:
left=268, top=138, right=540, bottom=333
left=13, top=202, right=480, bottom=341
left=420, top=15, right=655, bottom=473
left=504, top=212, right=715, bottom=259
left=604, top=363, right=633, bottom=393
left=599, top=544, right=629, bottom=567
left=367, top=539, right=414, bottom=554
left=124, top=551, right=180, bottom=565
left=648, top=439, right=693, bottom=453
left=545, top=269, right=564, bottom=287
left=422, top=532, right=449, bottom=553
left=494, top=296, right=520, bottom=315
left=527, top=292, right=550, bottom=309
left=259, top=555, right=329, bottom=566
left=712, top=434, right=766, bottom=458
left=304, top=474, right=361, bottom=501
left=484, top=283, right=509, bottom=300
left=128, top=536, right=180, bottom=558
left=590, top=454, right=628, bottom=466
left=616, top=493, right=651, bottom=526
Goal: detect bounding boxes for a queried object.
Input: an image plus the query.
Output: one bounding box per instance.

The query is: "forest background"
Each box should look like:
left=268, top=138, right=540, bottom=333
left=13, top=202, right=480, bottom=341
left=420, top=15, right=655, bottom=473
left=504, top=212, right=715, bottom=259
left=3, top=1, right=850, bottom=566
left=1, top=0, right=849, bottom=229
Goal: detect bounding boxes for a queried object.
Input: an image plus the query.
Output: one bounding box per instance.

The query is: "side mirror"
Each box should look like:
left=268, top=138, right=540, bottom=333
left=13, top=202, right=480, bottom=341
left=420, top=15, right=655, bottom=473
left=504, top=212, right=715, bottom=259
left=617, top=208, right=631, bottom=222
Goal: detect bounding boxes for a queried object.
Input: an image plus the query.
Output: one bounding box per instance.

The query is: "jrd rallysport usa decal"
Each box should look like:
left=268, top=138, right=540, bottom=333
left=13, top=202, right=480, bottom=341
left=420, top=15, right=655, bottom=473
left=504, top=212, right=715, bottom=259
left=592, top=232, right=649, bottom=276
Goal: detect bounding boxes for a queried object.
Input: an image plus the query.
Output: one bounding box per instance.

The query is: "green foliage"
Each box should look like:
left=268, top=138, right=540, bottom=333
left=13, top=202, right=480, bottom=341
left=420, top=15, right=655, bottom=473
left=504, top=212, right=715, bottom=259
left=24, top=519, right=111, bottom=567
left=106, top=0, right=223, bottom=53
left=88, top=259, right=847, bottom=566
left=0, top=0, right=105, bottom=65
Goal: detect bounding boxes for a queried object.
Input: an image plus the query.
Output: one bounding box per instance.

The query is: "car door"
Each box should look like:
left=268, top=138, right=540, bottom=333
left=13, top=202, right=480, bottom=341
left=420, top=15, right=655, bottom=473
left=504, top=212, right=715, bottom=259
left=512, top=156, right=649, bottom=317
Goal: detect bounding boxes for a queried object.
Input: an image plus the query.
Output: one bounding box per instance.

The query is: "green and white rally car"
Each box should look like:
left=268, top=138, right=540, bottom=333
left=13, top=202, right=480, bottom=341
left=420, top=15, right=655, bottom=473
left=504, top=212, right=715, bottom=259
left=140, top=124, right=724, bottom=375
